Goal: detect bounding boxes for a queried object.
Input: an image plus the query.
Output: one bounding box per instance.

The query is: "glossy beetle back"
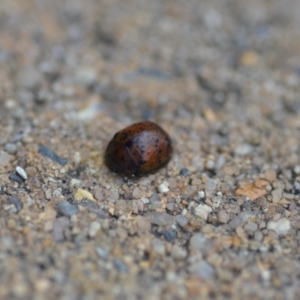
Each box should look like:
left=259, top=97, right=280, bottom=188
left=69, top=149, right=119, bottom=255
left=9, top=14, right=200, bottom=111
left=105, top=121, right=172, bottom=176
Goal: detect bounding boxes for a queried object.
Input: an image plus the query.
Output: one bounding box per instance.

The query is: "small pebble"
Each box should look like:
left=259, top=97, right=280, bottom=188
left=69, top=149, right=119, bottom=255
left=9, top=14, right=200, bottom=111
left=194, top=204, right=212, bottom=220
left=176, top=214, right=189, bottom=227
left=229, top=216, right=243, bottom=229
left=166, top=202, right=174, bottom=212
left=88, top=221, right=101, bottom=238
left=158, top=181, right=169, bottom=193
left=152, top=238, right=166, bottom=255
left=141, top=197, right=150, bottom=204
left=205, top=179, right=218, bottom=197
left=218, top=211, right=230, bottom=224
left=244, top=222, right=258, bottom=232
left=162, top=229, right=177, bottom=242
left=234, top=143, right=253, bottom=156
left=144, top=212, right=174, bottom=226
left=197, top=190, right=205, bottom=200
left=205, top=160, right=215, bottom=170
left=0, top=151, right=13, bottom=167
left=69, top=178, right=82, bottom=188
left=267, top=218, right=291, bottom=236
left=57, top=201, right=78, bottom=217
left=271, top=188, right=283, bottom=203
left=254, top=231, right=263, bottom=242
left=171, top=245, right=187, bottom=260
left=38, top=145, right=68, bottom=166
left=52, top=217, right=70, bottom=242
left=7, top=197, right=23, bottom=212
left=180, top=168, right=190, bottom=176
left=293, top=165, right=300, bottom=175
left=189, top=233, right=207, bottom=251
left=9, top=173, right=24, bottom=184
left=189, top=260, right=215, bottom=280
left=132, top=187, right=145, bottom=199
left=16, top=166, right=28, bottom=180
left=135, top=216, right=151, bottom=232
left=74, top=189, right=95, bottom=201
left=4, top=143, right=17, bottom=155
left=265, top=169, right=277, bottom=181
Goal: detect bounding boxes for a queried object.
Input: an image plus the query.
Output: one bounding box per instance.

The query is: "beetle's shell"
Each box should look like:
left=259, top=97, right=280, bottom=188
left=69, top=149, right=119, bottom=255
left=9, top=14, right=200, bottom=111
left=105, top=121, right=172, bottom=176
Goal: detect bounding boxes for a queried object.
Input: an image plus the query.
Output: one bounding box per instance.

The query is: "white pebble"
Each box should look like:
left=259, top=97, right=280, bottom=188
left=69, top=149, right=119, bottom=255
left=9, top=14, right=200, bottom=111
left=16, top=166, right=28, bottom=180
left=267, top=218, right=290, bottom=236
left=158, top=181, right=169, bottom=193
left=234, top=143, right=253, bottom=156
left=88, top=221, right=101, bottom=238
left=194, top=204, right=212, bottom=220
left=294, top=165, right=300, bottom=174
left=141, top=197, right=150, bottom=204
left=197, top=190, right=205, bottom=199
left=69, top=178, right=82, bottom=188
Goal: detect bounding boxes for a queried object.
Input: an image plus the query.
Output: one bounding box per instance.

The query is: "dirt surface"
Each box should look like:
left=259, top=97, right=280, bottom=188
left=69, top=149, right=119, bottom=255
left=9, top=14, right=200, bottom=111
left=1, top=0, right=300, bottom=299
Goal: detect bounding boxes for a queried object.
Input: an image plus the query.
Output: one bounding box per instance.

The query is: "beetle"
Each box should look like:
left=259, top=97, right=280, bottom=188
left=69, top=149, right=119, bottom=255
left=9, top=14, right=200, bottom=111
left=105, top=121, right=172, bottom=176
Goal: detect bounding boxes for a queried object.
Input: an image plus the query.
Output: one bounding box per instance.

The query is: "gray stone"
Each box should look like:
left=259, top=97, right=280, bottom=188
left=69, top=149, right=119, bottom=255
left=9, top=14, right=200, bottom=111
left=8, top=197, right=23, bottom=212
left=205, top=179, right=218, bottom=197
left=52, top=217, right=70, bottom=242
left=230, top=211, right=260, bottom=229
left=272, top=188, right=283, bottom=203
left=4, top=143, right=17, bottom=155
left=254, top=231, right=263, bottom=242
left=189, top=233, right=207, bottom=251
left=190, top=260, right=215, bottom=280
left=244, top=222, right=258, bottom=232
left=229, top=216, right=243, bottom=229
left=144, top=212, right=174, bottom=226
left=267, top=218, right=291, bottom=236
left=0, top=151, right=13, bottom=167
left=194, top=204, right=212, bottom=220
left=176, top=215, right=189, bottom=227
left=218, top=211, right=230, bottom=224
left=57, top=201, right=78, bottom=217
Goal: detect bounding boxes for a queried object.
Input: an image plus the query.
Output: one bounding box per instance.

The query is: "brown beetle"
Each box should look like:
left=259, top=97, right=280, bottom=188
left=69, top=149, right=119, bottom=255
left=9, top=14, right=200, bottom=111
left=105, top=121, right=172, bottom=176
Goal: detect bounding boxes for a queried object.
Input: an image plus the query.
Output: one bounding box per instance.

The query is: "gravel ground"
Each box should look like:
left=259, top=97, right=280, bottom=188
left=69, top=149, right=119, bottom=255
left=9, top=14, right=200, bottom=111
left=1, top=0, right=300, bottom=299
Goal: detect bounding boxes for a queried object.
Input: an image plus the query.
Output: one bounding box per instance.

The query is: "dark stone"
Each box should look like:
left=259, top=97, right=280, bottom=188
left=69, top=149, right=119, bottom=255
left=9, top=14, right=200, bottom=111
left=8, top=197, right=23, bottom=212
left=57, top=201, right=78, bottom=217
left=38, top=145, right=68, bottom=166
left=9, top=172, right=24, bottom=184
left=180, top=168, right=190, bottom=176
left=162, top=229, right=177, bottom=242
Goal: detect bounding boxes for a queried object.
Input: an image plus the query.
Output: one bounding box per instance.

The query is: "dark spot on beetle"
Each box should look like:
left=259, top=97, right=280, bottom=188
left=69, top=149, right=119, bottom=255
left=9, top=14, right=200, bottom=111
left=139, top=159, right=146, bottom=165
left=125, top=140, right=133, bottom=148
